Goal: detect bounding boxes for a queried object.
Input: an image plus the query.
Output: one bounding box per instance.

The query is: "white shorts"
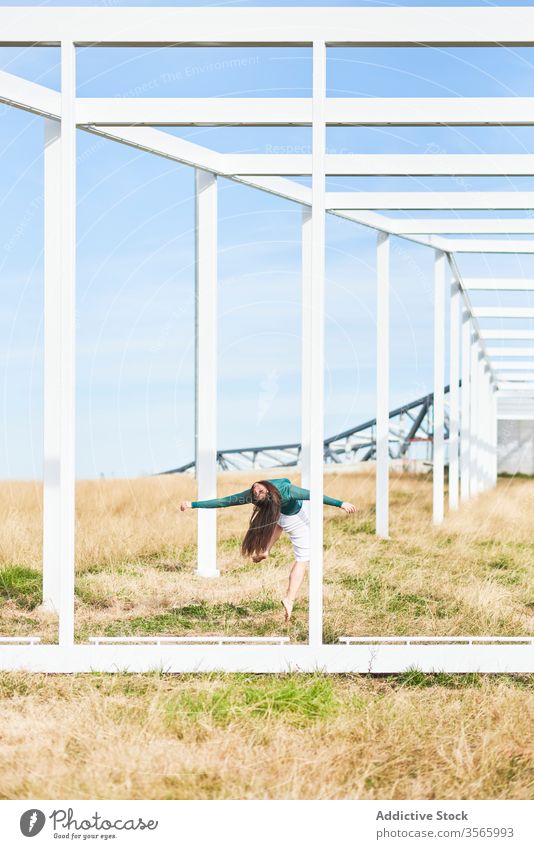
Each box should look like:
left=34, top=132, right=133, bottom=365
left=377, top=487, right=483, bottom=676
left=277, top=503, right=310, bottom=562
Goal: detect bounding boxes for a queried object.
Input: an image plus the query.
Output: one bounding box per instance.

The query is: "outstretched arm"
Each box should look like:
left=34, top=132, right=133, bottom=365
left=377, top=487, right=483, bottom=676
left=288, top=484, right=356, bottom=512
left=180, top=488, right=252, bottom=511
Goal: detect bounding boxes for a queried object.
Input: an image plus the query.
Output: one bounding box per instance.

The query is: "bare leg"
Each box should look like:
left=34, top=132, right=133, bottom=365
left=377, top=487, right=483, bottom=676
left=251, top=523, right=283, bottom=562
left=281, top=560, right=309, bottom=621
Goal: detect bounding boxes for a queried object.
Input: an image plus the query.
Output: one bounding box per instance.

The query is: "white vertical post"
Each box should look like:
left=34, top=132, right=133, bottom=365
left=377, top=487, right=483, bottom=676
left=58, top=42, right=76, bottom=647
left=477, top=354, right=485, bottom=492
left=376, top=230, right=390, bottom=539
left=300, top=207, right=312, bottom=490
left=469, top=333, right=479, bottom=497
left=449, top=279, right=460, bottom=511
left=433, top=250, right=445, bottom=525
left=491, top=385, right=498, bottom=487
left=483, top=366, right=492, bottom=490
left=308, top=40, right=326, bottom=647
left=195, top=169, right=219, bottom=578
left=480, top=366, right=488, bottom=491
left=460, top=310, right=471, bottom=502
left=42, top=119, right=62, bottom=614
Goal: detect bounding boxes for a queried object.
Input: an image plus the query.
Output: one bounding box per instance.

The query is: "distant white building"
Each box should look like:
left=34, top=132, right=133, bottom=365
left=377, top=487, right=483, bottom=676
left=497, top=394, right=534, bottom=475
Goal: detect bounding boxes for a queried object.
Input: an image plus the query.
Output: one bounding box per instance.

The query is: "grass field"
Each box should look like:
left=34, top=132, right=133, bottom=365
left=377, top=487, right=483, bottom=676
left=1, top=669, right=534, bottom=799
left=1, top=468, right=533, bottom=641
left=1, top=468, right=534, bottom=799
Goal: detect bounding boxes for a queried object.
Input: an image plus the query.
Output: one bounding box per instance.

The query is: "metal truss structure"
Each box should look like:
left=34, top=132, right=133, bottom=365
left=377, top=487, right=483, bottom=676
left=2, top=6, right=534, bottom=672
left=164, top=387, right=450, bottom=474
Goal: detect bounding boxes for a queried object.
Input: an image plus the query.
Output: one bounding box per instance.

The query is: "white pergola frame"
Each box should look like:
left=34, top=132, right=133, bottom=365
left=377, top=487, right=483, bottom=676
left=2, top=6, right=534, bottom=673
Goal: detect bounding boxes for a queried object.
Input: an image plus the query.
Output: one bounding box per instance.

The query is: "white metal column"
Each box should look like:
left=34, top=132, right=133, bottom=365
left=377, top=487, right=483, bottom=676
left=477, top=354, right=485, bottom=492
left=195, top=169, right=219, bottom=578
left=433, top=250, right=445, bottom=524
left=484, top=362, right=493, bottom=489
left=469, top=333, right=479, bottom=497
left=58, top=42, right=76, bottom=647
left=308, top=40, right=326, bottom=647
left=42, top=118, right=61, bottom=614
left=300, top=206, right=312, bottom=490
left=490, top=385, right=498, bottom=487
left=481, top=358, right=489, bottom=491
left=376, top=230, right=390, bottom=538
left=449, top=278, right=460, bottom=511
left=460, top=310, right=471, bottom=502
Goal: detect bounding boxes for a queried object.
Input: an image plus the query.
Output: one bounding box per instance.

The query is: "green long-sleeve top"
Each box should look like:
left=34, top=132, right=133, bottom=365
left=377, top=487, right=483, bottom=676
left=191, top=477, right=343, bottom=516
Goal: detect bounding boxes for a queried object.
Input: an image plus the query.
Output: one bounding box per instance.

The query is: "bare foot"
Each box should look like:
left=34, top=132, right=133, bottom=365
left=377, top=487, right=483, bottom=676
left=281, top=597, right=294, bottom=622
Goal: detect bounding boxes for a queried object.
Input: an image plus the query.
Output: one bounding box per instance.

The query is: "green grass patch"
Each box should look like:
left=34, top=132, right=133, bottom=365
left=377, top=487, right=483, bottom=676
left=0, top=566, right=42, bottom=609
left=391, top=667, right=483, bottom=689
left=97, top=598, right=280, bottom=637
left=164, top=674, right=338, bottom=728
left=339, top=571, right=463, bottom=625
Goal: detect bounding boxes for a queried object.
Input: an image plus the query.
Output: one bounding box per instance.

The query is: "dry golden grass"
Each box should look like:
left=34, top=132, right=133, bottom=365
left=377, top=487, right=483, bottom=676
left=0, top=468, right=533, bottom=642
left=1, top=470, right=534, bottom=800
left=1, top=670, right=534, bottom=799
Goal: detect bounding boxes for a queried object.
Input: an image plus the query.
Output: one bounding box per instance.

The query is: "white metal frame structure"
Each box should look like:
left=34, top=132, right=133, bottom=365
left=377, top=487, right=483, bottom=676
left=2, top=6, right=534, bottom=673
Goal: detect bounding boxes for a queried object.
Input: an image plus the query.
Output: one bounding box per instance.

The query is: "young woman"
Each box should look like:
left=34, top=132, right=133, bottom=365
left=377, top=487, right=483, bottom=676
left=180, top=477, right=356, bottom=622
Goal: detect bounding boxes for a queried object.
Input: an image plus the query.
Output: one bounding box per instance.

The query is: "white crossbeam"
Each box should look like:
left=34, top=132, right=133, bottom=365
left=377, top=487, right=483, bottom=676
left=77, top=97, right=312, bottom=127
left=396, top=220, right=534, bottom=235
left=327, top=97, right=534, bottom=126
left=86, top=125, right=224, bottom=173
left=230, top=154, right=534, bottom=177
left=493, top=361, right=534, bottom=370
left=75, top=97, right=534, bottom=128
left=463, top=278, right=534, bottom=291
left=473, top=307, right=534, bottom=319
left=2, top=7, right=534, bottom=46
left=487, top=347, right=534, bottom=356
left=482, top=330, right=534, bottom=340
left=447, top=240, right=534, bottom=254
left=0, top=68, right=60, bottom=117
left=327, top=193, right=534, bottom=210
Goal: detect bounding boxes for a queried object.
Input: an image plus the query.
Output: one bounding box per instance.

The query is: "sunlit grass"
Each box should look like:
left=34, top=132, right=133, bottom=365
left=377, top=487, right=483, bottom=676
left=0, top=670, right=534, bottom=799
left=1, top=469, right=533, bottom=642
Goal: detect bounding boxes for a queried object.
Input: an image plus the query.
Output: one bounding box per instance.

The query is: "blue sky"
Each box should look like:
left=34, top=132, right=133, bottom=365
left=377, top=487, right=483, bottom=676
left=2, top=0, right=534, bottom=479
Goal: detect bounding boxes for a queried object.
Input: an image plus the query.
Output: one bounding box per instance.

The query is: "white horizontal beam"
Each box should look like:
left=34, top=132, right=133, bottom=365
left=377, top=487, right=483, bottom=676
left=464, top=278, right=534, bottom=291
left=448, top=240, right=534, bottom=254
left=77, top=97, right=312, bottom=127
left=327, top=97, right=534, bottom=126
left=0, top=68, right=60, bottom=118
left=487, top=347, right=534, bottom=356
left=328, top=192, right=534, bottom=210
left=497, top=373, right=534, bottom=381
left=228, top=153, right=534, bottom=177
left=482, top=329, right=534, bottom=340
left=324, top=154, right=534, bottom=176
left=3, top=7, right=534, bottom=47
left=494, top=362, right=534, bottom=370
left=473, top=307, right=534, bottom=318
left=498, top=382, right=534, bottom=390
left=76, top=97, right=534, bottom=127
left=396, top=220, right=534, bottom=235
left=86, top=124, right=224, bottom=172
left=87, top=127, right=448, bottom=250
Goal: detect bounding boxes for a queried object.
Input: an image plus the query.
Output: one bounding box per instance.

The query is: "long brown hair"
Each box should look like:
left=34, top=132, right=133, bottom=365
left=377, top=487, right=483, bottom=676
left=241, top=481, right=282, bottom=557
